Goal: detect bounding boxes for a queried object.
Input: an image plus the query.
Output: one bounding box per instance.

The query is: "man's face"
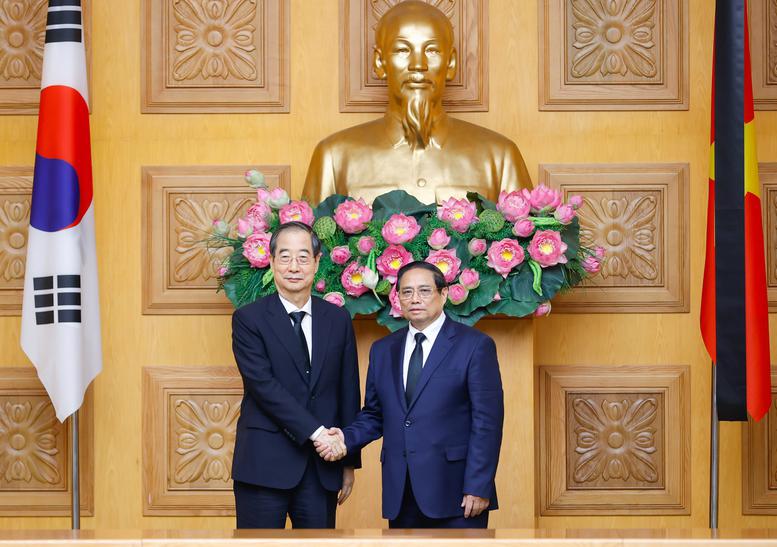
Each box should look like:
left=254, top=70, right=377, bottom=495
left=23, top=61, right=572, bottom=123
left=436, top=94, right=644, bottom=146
left=270, top=229, right=320, bottom=298
left=397, top=268, right=447, bottom=330
left=377, top=15, right=455, bottom=107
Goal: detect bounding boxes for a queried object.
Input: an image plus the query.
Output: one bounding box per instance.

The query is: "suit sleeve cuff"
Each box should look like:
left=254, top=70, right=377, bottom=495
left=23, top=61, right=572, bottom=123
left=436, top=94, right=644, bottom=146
left=309, top=425, right=325, bottom=441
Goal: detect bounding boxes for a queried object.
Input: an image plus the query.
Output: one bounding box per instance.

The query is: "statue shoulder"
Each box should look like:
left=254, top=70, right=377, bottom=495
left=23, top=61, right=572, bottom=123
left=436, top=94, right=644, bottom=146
left=313, top=118, right=387, bottom=155
left=448, top=118, right=520, bottom=152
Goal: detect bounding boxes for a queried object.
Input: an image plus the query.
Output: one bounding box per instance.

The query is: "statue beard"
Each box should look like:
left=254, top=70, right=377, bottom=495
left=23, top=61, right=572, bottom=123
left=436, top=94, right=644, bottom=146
left=401, top=91, right=434, bottom=150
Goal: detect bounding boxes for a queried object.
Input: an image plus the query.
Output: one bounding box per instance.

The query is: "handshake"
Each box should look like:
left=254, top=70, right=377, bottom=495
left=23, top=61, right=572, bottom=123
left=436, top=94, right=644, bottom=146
left=314, top=427, right=347, bottom=461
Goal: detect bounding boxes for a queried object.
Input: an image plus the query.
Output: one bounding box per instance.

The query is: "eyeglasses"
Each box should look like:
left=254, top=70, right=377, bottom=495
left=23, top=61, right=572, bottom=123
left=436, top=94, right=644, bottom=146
left=275, top=254, right=312, bottom=266
left=398, top=286, right=437, bottom=301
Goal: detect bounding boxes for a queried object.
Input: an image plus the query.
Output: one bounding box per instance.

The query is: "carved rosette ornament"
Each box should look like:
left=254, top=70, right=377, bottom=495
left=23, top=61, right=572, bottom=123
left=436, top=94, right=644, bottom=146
left=0, top=400, right=60, bottom=484
left=173, top=398, right=238, bottom=484
left=0, top=198, right=28, bottom=283
left=578, top=194, right=658, bottom=281
left=572, top=397, right=659, bottom=484
left=173, top=196, right=252, bottom=283
left=172, top=0, right=257, bottom=81
left=0, top=0, right=45, bottom=83
left=570, top=0, right=657, bottom=79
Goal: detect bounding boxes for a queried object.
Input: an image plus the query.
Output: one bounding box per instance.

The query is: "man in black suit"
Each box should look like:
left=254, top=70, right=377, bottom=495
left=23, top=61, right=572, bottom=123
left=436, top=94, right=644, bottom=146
left=231, top=221, right=361, bottom=528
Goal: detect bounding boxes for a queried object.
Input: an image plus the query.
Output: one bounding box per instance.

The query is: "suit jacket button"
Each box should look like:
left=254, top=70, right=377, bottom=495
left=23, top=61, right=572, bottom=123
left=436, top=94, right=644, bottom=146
left=404, top=420, right=411, bottom=427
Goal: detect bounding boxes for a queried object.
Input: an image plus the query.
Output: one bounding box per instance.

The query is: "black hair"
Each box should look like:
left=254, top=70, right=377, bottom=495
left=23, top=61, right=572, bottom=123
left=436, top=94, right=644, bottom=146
left=269, top=221, right=322, bottom=257
left=396, top=261, right=447, bottom=290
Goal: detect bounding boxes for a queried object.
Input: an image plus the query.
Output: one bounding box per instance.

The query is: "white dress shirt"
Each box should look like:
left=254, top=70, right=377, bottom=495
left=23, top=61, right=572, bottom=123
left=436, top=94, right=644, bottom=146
left=277, top=294, right=323, bottom=440
left=402, top=312, right=447, bottom=388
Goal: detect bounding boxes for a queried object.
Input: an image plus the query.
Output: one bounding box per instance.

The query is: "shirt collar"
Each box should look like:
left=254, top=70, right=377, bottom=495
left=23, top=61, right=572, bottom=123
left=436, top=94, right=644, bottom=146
left=278, top=293, right=313, bottom=316
left=408, top=311, right=446, bottom=340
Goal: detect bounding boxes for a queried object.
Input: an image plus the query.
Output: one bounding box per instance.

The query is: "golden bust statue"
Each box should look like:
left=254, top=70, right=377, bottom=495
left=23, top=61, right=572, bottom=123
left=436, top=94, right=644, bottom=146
left=302, top=0, right=532, bottom=205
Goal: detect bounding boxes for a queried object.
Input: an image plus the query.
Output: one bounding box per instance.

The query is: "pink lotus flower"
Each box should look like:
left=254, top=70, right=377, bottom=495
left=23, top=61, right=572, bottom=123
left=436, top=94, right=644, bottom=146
left=267, top=187, right=290, bottom=209
left=496, top=190, right=531, bottom=222
left=330, top=245, right=352, bottom=265
left=242, top=232, right=272, bottom=268
left=512, top=219, right=535, bottom=238
left=521, top=185, right=562, bottom=213
left=487, top=239, right=525, bottom=277
left=237, top=218, right=253, bottom=238
left=324, top=292, right=345, bottom=307
left=218, top=265, right=229, bottom=277
left=459, top=268, right=480, bottom=290
left=468, top=238, right=487, bottom=256
left=437, top=197, right=477, bottom=233
left=447, top=284, right=469, bottom=305
left=341, top=261, right=369, bottom=297
left=528, top=230, right=568, bottom=267
left=534, top=302, right=552, bottom=317
left=553, top=204, right=576, bottom=225
left=382, top=214, right=421, bottom=244
left=581, top=246, right=606, bottom=274
left=244, top=201, right=272, bottom=233
left=425, top=248, right=461, bottom=283
left=568, top=195, right=584, bottom=209
left=377, top=244, right=413, bottom=283
left=212, top=219, right=229, bottom=237
left=245, top=169, right=266, bottom=188
left=279, top=200, right=315, bottom=226
left=334, top=198, right=373, bottom=234
left=356, top=236, right=376, bottom=254
left=315, top=279, right=326, bottom=292
left=388, top=284, right=403, bottom=317
left=427, top=228, right=451, bottom=250
left=256, top=188, right=270, bottom=202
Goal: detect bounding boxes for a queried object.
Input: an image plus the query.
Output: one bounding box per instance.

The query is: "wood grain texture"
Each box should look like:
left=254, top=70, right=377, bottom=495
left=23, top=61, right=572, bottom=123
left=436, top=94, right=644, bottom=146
left=539, top=163, right=689, bottom=313
left=141, top=0, right=289, bottom=113
left=742, top=370, right=777, bottom=514
left=0, top=168, right=31, bottom=316
left=760, top=164, right=777, bottom=310
left=0, top=368, right=93, bottom=516
left=539, top=0, right=689, bottom=110
left=339, top=0, right=488, bottom=112
left=537, top=365, right=690, bottom=515
left=141, top=165, right=290, bottom=314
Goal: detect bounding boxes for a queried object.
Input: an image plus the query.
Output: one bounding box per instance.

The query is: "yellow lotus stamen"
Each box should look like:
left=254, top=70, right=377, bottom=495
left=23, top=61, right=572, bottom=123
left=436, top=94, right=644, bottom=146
left=501, top=250, right=513, bottom=261
left=390, top=259, right=401, bottom=269
left=349, top=213, right=358, bottom=219
left=396, top=227, right=406, bottom=235
left=437, top=262, right=449, bottom=273
left=352, top=273, right=363, bottom=284
left=453, top=211, right=463, bottom=219
left=540, top=242, right=554, bottom=255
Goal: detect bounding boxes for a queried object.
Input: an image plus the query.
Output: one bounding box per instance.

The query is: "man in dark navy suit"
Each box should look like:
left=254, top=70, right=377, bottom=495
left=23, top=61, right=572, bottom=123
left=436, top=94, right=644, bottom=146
left=231, top=221, right=361, bottom=528
left=316, top=261, right=504, bottom=528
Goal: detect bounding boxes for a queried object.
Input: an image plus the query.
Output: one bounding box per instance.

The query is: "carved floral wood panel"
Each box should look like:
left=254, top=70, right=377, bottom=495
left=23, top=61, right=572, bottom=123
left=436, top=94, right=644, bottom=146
left=538, top=365, right=689, bottom=515
left=0, top=368, right=93, bottom=515
left=750, top=0, right=777, bottom=109
left=0, top=0, right=90, bottom=114
left=540, top=163, right=689, bottom=313
left=142, top=165, right=290, bottom=314
left=143, top=366, right=241, bottom=515
left=142, top=0, right=289, bottom=113
left=743, top=371, right=777, bottom=513
left=540, top=0, right=688, bottom=110
left=340, top=0, right=488, bottom=112
left=0, top=167, right=31, bottom=315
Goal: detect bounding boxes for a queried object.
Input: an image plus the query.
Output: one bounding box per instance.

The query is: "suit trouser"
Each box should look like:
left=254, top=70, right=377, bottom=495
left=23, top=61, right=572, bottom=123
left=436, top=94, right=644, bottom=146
left=389, top=472, right=489, bottom=529
left=233, top=455, right=338, bottom=529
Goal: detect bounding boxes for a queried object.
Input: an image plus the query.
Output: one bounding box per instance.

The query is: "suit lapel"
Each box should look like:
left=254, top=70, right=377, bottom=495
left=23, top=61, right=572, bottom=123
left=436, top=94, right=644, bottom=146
left=265, top=293, right=309, bottom=383
left=407, top=316, right=456, bottom=412
left=309, top=298, right=330, bottom=391
left=391, top=328, right=409, bottom=413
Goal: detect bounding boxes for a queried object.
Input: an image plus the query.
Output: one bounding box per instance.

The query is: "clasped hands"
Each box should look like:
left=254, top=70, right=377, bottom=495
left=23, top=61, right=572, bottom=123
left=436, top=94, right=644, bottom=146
left=314, top=427, right=347, bottom=461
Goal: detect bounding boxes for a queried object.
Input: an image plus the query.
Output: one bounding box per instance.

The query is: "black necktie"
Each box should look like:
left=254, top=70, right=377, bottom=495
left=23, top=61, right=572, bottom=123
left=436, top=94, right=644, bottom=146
left=405, top=332, right=425, bottom=405
left=289, top=311, right=311, bottom=378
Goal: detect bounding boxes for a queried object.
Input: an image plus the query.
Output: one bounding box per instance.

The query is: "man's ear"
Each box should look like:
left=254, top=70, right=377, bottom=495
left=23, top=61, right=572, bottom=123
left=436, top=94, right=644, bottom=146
left=373, top=47, right=387, bottom=80
left=446, top=47, right=457, bottom=81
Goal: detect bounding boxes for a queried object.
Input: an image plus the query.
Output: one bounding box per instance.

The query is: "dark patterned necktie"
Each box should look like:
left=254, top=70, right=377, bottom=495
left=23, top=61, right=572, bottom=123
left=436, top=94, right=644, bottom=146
left=405, top=332, right=425, bottom=405
left=289, top=311, right=311, bottom=378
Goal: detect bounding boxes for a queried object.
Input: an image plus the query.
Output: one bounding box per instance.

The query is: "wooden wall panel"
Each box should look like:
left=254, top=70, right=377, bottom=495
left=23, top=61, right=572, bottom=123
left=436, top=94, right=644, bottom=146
left=742, top=371, right=777, bottom=514
left=141, top=165, right=290, bottom=315
left=0, top=368, right=93, bottom=516
left=141, top=0, right=289, bottom=113
left=142, top=366, right=241, bottom=516
left=339, top=0, right=488, bottom=112
left=0, top=0, right=91, bottom=114
left=539, top=0, right=689, bottom=110
left=0, top=168, right=31, bottom=316
left=751, top=0, right=777, bottom=109
left=537, top=365, right=690, bottom=515
left=760, top=164, right=777, bottom=310
left=540, top=163, right=689, bottom=313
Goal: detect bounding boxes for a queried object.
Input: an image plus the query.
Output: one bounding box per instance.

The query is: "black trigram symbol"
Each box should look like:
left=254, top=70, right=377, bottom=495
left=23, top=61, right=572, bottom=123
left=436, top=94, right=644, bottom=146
left=33, top=275, right=81, bottom=325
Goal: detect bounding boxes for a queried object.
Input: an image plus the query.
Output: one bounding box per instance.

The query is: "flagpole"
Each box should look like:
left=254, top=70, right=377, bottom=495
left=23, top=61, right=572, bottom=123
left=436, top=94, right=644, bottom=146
left=71, top=409, right=80, bottom=530
left=709, top=363, right=719, bottom=529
